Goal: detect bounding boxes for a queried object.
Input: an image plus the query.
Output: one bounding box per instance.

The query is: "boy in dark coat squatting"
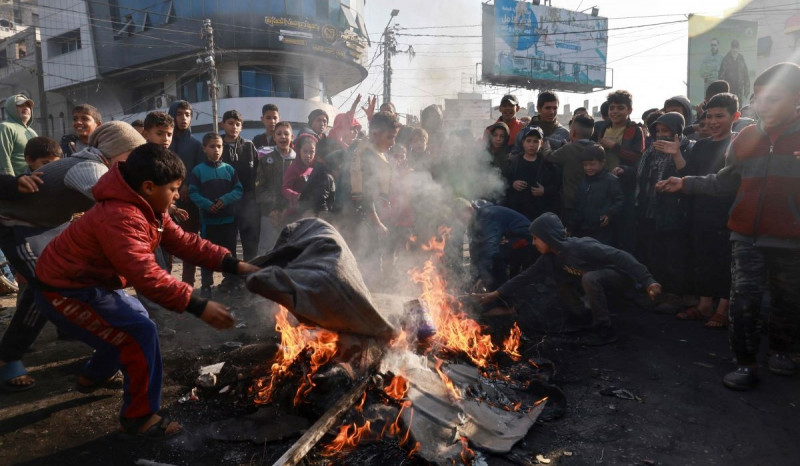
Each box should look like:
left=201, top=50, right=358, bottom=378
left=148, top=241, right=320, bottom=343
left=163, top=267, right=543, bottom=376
left=474, top=213, right=661, bottom=346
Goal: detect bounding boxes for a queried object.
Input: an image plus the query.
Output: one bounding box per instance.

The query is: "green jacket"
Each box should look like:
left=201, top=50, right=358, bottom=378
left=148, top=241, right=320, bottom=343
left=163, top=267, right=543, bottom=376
left=0, top=95, right=38, bottom=175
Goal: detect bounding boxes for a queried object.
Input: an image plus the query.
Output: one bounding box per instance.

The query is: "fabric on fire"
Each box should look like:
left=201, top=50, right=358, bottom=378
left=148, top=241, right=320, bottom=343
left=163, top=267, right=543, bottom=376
left=246, top=217, right=395, bottom=339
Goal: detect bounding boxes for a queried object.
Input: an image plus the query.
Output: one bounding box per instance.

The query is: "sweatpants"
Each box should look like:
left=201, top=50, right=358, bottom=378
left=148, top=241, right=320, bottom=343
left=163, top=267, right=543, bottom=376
left=729, top=241, right=800, bottom=365
left=580, top=269, right=631, bottom=327
left=0, top=225, right=49, bottom=363
left=201, top=222, right=238, bottom=288
left=35, top=286, right=162, bottom=420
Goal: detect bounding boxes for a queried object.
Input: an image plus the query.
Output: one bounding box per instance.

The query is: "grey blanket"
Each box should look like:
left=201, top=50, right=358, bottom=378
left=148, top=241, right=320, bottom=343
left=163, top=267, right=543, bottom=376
left=246, top=218, right=395, bottom=340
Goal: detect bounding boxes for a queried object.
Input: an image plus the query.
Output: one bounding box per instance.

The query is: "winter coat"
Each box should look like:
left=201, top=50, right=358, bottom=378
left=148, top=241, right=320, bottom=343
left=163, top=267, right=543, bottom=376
left=189, top=160, right=243, bottom=224
left=0, top=95, right=38, bottom=175
left=683, top=118, right=800, bottom=248
left=502, top=154, right=560, bottom=220
left=255, top=146, right=295, bottom=215
left=543, top=139, right=595, bottom=210
left=573, top=170, right=623, bottom=233
left=35, top=162, right=235, bottom=312
left=497, top=213, right=655, bottom=299
left=168, top=101, right=205, bottom=187
left=596, top=119, right=645, bottom=170
left=60, top=134, right=88, bottom=157
left=470, top=203, right=531, bottom=285
left=0, top=147, right=109, bottom=228
left=221, top=136, right=258, bottom=195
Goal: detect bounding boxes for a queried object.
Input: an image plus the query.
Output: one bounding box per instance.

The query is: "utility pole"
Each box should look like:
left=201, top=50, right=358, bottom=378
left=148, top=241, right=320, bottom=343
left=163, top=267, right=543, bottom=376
left=202, top=19, right=218, bottom=133
left=382, top=9, right=400, bottom=106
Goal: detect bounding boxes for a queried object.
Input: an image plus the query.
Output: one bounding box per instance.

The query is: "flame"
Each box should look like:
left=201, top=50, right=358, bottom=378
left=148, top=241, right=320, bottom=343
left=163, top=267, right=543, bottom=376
left=253, top=306, right=339, bottom=405
left=409, top=229, right=500, bottom=369
left=502, top=323, right=522, bottom=361
left=384, top=375, right=410, bottom=400
left=383, top=400, right=412, bottom=438
left=459, top=436, right=475, bottom=464
left=434, top=358, right=462, bottom=401
left=355, top=391, right=367, bottom=414
left=534, top=396, right=549, bottom=407
left=408, top=441, right=421, bottom=458
left=321, top=420, right=373, bottom=456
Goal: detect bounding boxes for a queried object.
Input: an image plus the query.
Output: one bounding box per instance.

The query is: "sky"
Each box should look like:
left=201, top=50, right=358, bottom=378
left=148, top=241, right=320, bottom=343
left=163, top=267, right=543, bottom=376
left=332, top=0, right=743, bottom=121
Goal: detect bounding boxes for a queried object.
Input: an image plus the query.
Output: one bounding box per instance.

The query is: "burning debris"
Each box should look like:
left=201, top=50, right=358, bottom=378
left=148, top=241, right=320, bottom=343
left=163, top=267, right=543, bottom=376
left=236, top=220, right=563, bottom=464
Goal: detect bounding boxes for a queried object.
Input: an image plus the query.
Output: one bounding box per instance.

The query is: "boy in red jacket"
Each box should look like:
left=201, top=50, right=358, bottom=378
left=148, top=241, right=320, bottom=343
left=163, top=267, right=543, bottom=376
left=33, top=143, right=259, bottom=437
left=658, top=62, right=800, bottom=390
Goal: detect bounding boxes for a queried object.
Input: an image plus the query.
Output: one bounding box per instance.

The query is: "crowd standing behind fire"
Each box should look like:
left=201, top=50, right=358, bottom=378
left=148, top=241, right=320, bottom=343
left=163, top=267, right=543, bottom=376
left=0, top=63, right=798, bottom=411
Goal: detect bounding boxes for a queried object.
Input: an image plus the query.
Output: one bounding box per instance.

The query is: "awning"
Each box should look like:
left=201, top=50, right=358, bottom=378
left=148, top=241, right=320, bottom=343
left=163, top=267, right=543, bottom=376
left=785, top=14, right=800, bottom=34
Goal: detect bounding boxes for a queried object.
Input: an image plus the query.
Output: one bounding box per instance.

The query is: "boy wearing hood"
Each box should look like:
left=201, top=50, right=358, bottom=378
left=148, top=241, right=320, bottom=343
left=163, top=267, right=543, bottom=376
left=623, top=112, right=693, bottom=312
left=663, top=96, right=695, bottom=137
left=657, top=63, right=800, bottom=390
left=0, top=94, right=37, bottom=175
left=476, top=213, right=661, bottom=345
left=168, top=101, right=205, bottom=285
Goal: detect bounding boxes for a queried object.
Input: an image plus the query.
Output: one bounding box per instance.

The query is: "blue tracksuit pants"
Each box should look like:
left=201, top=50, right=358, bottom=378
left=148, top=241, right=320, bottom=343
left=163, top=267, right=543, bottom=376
left=34, top=286, right=162, bottom=420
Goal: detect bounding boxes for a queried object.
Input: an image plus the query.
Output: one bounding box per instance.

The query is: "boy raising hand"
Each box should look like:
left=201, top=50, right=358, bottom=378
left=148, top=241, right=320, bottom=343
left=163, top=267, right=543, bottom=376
left=33, top=144, right=259, bottom=437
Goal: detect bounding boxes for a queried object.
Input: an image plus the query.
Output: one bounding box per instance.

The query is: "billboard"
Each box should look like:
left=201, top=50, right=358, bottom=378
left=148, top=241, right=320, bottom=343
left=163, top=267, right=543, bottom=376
left=482, top=0, right=609, bottom=93
left=687, top=15, right=758, bottom=106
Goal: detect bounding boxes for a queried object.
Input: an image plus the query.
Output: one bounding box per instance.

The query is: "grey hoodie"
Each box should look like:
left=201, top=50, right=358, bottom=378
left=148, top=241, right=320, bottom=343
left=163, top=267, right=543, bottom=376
left=664, top=95, right=694, bottom=127
left=496, top=213, right=655, bottom=298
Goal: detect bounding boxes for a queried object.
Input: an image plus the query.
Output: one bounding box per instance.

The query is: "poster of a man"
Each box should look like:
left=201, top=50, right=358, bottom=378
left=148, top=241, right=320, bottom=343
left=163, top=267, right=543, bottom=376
left=699, top=38, right=723, bottom=89
left=686, top=15, right=757, bottom=106
left=718, top=39, right=751, bottom=103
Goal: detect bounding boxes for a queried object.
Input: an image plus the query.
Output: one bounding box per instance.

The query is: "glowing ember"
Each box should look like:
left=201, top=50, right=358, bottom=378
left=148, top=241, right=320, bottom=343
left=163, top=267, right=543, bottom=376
left=407, top=441, right=421, bottom=458
left=534, top=396, right=549, bottom=407
left=434, top=358, right=462, bottom=401
left=459, top=436, right=475, bottom=464
left=252, top=306, right=339, bottom=406
left=384, top=375, right=410, bottom=400
left=503, top=323, right=522, bottom=361
left=321, top=420, right=373, bottom=456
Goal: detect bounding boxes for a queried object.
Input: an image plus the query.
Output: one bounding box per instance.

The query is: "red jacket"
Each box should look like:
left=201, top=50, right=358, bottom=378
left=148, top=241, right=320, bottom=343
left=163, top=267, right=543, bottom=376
left=684, top=118, right=800, bottom=243
left=36, top=162, right=233, bottom=312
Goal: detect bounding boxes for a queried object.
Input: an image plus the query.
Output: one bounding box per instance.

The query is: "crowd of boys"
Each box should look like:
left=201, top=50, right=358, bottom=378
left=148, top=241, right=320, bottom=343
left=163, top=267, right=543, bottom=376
left=0, top=61, right=797, bottom=438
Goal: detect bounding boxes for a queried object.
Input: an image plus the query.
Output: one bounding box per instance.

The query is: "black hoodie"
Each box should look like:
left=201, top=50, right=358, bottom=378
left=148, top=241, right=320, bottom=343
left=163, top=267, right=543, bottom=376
left=167, top=101, right=205, bottom=184
left=497, top=213, right=655, bottom=298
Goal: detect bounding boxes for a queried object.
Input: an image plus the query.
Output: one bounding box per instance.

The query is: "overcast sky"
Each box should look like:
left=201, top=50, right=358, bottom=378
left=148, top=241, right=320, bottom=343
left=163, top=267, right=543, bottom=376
left=332, top=0, right=742, bottom=121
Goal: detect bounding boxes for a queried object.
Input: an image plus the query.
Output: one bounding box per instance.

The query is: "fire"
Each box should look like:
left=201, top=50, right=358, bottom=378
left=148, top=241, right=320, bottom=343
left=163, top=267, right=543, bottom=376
left=434, top=358, right=462, bottom=401
left=253, top=306, right=339, bottom=406
left=321, top=420, right=373, bottom=456
left=459, top=436, right=475, bottom=464
left=384, top=375, right=410, bottom=400
left=409, top=229, right=500, bottom=368
left=355, top=391, right=367, bottom=413
left=408, top=442, right=421, bottom=458
left=502, top=323, right=522, bottom=361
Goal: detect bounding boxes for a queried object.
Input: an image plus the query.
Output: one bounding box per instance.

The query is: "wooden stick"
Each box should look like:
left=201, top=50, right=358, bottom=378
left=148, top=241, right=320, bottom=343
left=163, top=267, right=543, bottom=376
left=271, top=375, right=371, bottom=466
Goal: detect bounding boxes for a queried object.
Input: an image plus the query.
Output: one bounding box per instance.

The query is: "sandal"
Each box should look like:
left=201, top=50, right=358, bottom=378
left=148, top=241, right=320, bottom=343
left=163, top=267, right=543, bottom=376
left=676, top=306, right=710, bottom=321
left=76, top=371, right=124, bottom=394
left=705, top=310, right=729, bottom=329
left=118, top=410, right=183, bottom=440
left=0, top=360, right=35, bottom=393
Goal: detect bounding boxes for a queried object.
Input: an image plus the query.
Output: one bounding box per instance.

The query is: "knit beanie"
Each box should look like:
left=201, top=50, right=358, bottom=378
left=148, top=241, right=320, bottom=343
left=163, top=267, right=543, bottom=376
left=89, top=121, right=146, bottom=159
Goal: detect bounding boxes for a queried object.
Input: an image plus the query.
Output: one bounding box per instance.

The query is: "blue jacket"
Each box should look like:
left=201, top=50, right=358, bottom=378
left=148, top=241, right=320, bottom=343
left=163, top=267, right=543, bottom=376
left=470, top=202, right=531, bottom=284
left=188, top=160, right=243, bottom=225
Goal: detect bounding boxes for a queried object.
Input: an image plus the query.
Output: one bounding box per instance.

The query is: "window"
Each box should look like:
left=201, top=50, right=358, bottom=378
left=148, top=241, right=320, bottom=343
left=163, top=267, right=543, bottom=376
left=239, top=66, right=303, bottom=98
left=131, top=82, right=165, bottom=113
left=59, top=112, right=66, bottom=137
left=48, top=114, right=54, bottom=135
left=0, top=49, right=7, bottom=68
left=178, top=73, right=210, bottom=103
left=47, top=29, right=81, bottom=56
left=15, top=40, right=26, bottom=59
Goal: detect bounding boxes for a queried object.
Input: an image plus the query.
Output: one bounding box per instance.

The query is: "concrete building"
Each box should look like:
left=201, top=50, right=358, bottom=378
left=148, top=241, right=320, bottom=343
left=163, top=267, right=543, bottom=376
left=38, top=0, right=370, bottom=140
left=729, top=0, right=800, bottom=75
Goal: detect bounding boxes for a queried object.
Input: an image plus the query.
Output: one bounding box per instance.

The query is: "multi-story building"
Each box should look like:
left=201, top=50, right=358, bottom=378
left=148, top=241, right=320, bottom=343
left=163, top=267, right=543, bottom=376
left=39, top=0, right=369, bottom=140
